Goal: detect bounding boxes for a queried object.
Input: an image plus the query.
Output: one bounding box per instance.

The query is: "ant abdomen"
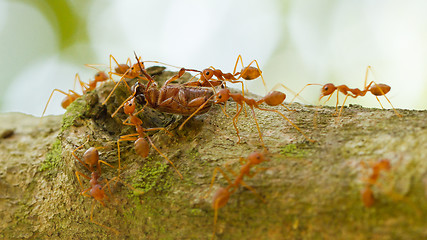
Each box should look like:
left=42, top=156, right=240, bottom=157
left=370, top=84, right=391, bottom=96
left=241, top=66, right=261, bottom=80
left=212, top=187, right=230, bottom=209
left=134, top=138, right=150, bottom=158
left=263, top=91, right=286, bottom=106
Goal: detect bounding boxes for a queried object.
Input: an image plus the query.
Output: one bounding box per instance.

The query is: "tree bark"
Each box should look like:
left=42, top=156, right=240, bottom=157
left=1, top=68, right=426, bottom=240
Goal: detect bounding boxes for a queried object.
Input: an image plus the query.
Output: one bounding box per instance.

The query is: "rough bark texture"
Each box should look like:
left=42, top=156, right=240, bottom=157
left=1, top=67, right=426, bottom=240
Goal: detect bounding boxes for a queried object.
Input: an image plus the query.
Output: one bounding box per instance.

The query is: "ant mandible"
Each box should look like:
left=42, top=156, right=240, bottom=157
left=204, top=151, right=269, bottom=240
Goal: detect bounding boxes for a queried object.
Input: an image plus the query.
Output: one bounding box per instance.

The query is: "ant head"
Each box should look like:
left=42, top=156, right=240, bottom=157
left=90, top=184, right=105, bottom=200
left=248, top=151, right=268, bottom=164
left=124, top=98, right=136, bottom=115
left=95, top=71, right=108, bottom=82
left=377, top=159, right=391, bottom=170
left=202, top=68, right=214, bottom=80
left=215, top=88, right=230, bottom=103
left=320, top=83, right=336, bottom=97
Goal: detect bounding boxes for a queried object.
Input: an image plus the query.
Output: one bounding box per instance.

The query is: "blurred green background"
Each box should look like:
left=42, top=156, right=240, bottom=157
left=0, top=0, right=425, bottom=116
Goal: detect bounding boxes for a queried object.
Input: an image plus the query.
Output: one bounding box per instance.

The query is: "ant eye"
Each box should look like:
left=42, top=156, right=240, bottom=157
left=324, top=86, right=329, bottom=91
left=218, top=95, right=222, bottom=99
left=206, top=71, right=211, bottom=75
left=95, top=73, right=100, bottom=77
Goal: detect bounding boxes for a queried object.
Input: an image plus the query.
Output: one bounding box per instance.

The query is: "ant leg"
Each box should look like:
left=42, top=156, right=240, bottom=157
left=233, top=54, right=245, bottom=75
left=289, top=83, right=323, bottom=104
left=73, top=73, right=89, bottom=93
left=232, top=104, right=244, bottom=144
left=279, top=103, right=296, bottom=112
left=336, top=93, right=358, bottom=121
left=109, top=54, right=130, bottom=83
left=376, top=96, right=385, bottom=109
left=72, top=137, right=92, bottom=172
left=90, top=199, right=119, bottom=235
left=102, top=68, right=132, bottom=105
left=144, top=135, right=183, bottom=179
left=247, top=106, right=266, bottom=149
left=143, top=127, right=173, bottom=137
left=256, top=106, right=315, bottom=143
left=75, top=171, right=91, bottom=192
left=336, top=94, right=349, bottom=120
left=41, top=89, right=81, bottom=118
left=240, top=59, right=267, bottom=92
left=117, top=135, right=139, bottom=175
left=219, top=103, right=230, bottom=118
left=178, top=95, right=215, bottom=130
left=80, top=187, right=92, bottom=198
left=163, top=68, right=187, bottom=86
left=97, top=160, right=116, bottom=176
left=84, top=63, right=106, bottom=72
left=143, top=60, right=182, bottom=69
left=380, top=95, right=402, bottom=117
left=204, top=167, right=233, bottom=199
left=239, top=180, right=266, bottom=203
left=333, top=91, right=340, bottom=115
left=272, top=83, right=310, bottom=106
left=212, top=206, right=220, bottom=240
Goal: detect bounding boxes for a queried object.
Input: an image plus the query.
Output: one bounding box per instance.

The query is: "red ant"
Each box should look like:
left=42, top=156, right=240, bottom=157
left=73, top=140, right=141, bottom=235
left=74, top=171, right=119, bottom=235
left=42, top=68, right=109, bottom=117
left=181, top=87, right=315, bottom=148
left=360, top=159, right=391, bottom=207
left=116, top=89, right=183, bottom=179
left=204, top=151, right=269, bottom=240
left=291, top=66, right=402, bottom=119
left=184, top=55, right=267, bottom=91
